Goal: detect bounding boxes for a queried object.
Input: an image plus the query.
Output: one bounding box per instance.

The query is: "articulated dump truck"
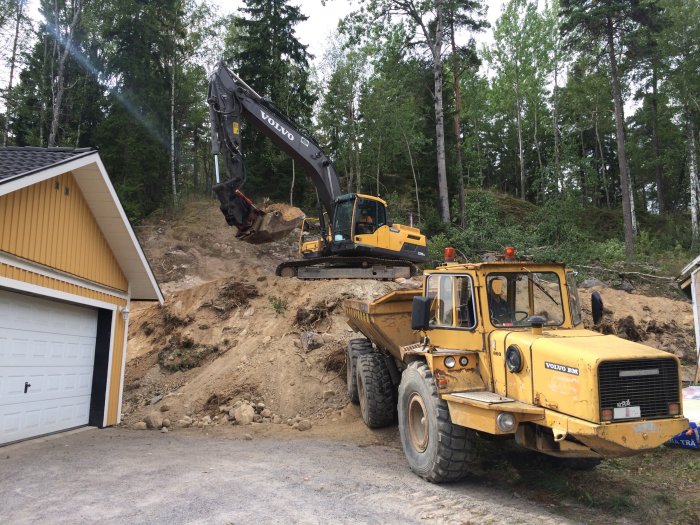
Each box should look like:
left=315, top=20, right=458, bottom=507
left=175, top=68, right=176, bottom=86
left=344, top=251, right=689, bottom=482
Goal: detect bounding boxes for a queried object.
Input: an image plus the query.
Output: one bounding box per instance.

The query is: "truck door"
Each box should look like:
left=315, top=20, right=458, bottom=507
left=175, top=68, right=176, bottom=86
left=425, top=274, right=482, bottom=351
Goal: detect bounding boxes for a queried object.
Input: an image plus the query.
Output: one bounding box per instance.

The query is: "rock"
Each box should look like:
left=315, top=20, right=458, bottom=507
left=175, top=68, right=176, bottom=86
left=202, top=415, right=212, bottom=424
left=263, top=336, right=272, bottom=344
left=233, top=404, right=256, bottom=425
left=159, top=404, right=170, bottom=413
left=287, top=419, right=295, bottom=426
left=260, top=408, right=272, bottom=418
left=244, top=434, right=253, bottom=440
left=177, top=419, right=191, bottom=428
left=301, top=331, right=323, bottom=352
left=219, top=405, right=230, bottom=414
left=162, top=418, right=171, bottom=428
left=253, top=414, right=262, bottom=423
left=272, top=415, right=282, bottom=424
left=617, top=280, right=635, bottom=293
left=132, top=421, right=147, bottom=430
left=197, top=421, right=204, bottom=428
left=182, top=415, right=193, bottom=425
left=257, top=402, right=266, bottom=410
left=322, top=390, right=334, bottom=400
left=395, top=277, right=406, bottom=284
left=149, top=395, right=163, bottom=406
left=144, top=412, right=163, bottom=429
left=160, top=427, right=169, bottom=433
left=262, top=418, right=271, bottom=424
left=244, top=307, right=255, bottom=317
left=579, top=278, right=607, bottom=289
left=297, top=420, right=312, bottom=431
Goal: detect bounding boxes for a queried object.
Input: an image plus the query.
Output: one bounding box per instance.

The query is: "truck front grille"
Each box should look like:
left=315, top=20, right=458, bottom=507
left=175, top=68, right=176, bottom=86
left=598, top=358, right=679, bottom=420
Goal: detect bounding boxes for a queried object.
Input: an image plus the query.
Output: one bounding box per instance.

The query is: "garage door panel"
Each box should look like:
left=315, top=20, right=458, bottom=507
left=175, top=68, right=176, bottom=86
left=0, top=367, right=93, bottom=405
left=0, top=330, right=96, bottom=367
left=0, top=396, right=91, bottom=444
left=0, top=290, right=98, bottom=445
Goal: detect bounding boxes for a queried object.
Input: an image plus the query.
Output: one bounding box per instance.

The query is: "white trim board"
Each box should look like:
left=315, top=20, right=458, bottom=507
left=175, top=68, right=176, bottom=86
left=0, top=251, right=129, bottom=302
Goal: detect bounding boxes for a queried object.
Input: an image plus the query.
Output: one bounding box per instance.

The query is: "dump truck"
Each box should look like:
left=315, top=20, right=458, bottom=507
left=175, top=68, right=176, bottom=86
left=344, top=248, right=689, bottom=482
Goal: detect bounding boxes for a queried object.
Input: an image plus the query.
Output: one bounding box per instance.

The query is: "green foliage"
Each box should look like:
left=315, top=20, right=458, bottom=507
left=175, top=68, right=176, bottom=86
left=268, top=295, right=288, bottom=315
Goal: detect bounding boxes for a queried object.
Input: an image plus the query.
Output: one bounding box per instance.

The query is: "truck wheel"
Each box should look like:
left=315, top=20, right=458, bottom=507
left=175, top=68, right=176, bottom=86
left=356, top=352, right=395, bottom=428
left=346, top=339, right=372, bottom=404
left=398, top=361, right=474, bottom=483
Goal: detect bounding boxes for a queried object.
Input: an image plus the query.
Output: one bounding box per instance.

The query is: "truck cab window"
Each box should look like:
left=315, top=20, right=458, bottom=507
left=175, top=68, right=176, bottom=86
left=487, top=272, right=564, bottom=327
left=567, top=272, right=582, bottom=326
left=426, top=275, right=476, bottom=329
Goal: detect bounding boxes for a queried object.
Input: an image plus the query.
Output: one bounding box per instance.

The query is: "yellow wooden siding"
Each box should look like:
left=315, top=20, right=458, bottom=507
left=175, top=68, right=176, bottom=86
left=0, top=172, right=128, bottom=292
left=0, top=262, right=127, bottom=427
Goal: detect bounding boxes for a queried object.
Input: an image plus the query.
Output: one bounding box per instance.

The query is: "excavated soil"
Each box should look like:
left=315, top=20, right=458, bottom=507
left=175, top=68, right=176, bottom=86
left=124, top=199, right=698, bottom=435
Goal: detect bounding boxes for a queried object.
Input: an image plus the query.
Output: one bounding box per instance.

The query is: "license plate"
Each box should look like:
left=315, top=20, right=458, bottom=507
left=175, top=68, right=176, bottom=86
left=614, top=406, right=641, bottom=419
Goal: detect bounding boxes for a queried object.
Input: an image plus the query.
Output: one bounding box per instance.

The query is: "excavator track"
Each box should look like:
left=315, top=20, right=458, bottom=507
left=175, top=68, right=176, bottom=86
left=275, top=256, right=419, bottom=280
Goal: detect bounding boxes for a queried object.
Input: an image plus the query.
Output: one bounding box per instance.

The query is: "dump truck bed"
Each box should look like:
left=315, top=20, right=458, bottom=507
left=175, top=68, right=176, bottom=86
left=344, top=289, right=421, bottom=360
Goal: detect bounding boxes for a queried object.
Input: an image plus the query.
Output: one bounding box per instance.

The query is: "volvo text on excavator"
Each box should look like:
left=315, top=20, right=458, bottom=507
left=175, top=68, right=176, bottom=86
left=207, top=62, right=428, bottom=279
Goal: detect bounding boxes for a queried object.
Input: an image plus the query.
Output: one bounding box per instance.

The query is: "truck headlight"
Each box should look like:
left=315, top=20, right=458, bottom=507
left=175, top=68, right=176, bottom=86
left=496, top=412, right=517, bottom=432
left=444, top=356, right=456, bottom=368
left=668, top=403, right=680, bottom=415
left=506, top=345, right=523, bottom=373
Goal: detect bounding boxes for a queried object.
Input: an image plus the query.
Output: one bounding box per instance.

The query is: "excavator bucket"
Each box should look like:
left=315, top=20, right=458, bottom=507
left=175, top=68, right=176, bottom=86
left=236, top=203, right=305, bottom=244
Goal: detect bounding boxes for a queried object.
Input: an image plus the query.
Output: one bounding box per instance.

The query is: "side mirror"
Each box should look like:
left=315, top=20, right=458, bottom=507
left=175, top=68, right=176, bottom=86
left=592, top=291, right=604, bottom=325
left=411, top=296, right=432, bottom=331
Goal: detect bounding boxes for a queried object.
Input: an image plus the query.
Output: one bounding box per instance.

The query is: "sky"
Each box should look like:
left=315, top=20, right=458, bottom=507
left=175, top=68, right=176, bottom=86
left=22, top=0, right=502, bottom=69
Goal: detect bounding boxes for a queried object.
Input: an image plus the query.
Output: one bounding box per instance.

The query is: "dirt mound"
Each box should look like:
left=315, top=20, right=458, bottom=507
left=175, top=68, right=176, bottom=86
left=580, top=286, right=696, bottom=377
left=125, top=199, right=698, bottom=432
left=122, top=270, right=400, bottom=429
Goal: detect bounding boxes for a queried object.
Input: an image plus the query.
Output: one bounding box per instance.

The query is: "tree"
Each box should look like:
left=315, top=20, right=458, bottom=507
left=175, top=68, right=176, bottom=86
left=346, top=1, right=485, bottom=224
left=560, top=0, right=663, bottom=258
left=661, top=0, right=700, bottom=245
left=228, top=0, right=315, bottom=207
left=1, top=0, right=30, bottom=146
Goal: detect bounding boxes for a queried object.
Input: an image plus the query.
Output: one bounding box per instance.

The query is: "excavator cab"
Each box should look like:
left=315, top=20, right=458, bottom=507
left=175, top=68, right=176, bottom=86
left=326, top=194, right=427, bottom=264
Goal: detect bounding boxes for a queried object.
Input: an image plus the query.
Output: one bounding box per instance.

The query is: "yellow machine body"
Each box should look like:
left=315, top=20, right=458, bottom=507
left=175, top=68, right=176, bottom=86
left=344, top=260, right=688, bottom=458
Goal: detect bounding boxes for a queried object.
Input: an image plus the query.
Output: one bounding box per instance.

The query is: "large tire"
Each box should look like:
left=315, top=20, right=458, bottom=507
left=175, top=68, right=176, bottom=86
left=346, top=339, right=372, bottom=403
left=356, top=353, right=395, bottom=428
left=398, top=361, right=475, bottom=483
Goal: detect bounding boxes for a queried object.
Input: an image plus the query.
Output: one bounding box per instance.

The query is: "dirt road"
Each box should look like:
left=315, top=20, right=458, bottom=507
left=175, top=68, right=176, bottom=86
left=1, top=428, right=582, bottom=525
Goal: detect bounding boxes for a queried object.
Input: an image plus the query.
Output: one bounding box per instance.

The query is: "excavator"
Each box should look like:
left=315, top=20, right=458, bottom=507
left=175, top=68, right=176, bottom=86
left=207, top=62, right=427, bottom=279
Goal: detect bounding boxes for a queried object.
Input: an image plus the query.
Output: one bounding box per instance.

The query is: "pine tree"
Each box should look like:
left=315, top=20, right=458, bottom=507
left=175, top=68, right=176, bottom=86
left=227, top=0, right=315, bottom=207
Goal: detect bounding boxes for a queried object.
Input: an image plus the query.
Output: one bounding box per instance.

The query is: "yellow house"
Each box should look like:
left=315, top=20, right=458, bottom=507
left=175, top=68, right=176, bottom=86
left=0, top=147, right=163, bottom=445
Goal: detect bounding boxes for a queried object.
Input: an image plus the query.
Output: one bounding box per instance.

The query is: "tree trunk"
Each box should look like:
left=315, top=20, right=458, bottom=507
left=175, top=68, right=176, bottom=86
left=403, top=130, right=421, bottom=224
left=651, top=66, right=664, bottom=214
left=48, top=1, right=82, bottom=147
left=515, top=66, right=525, bottom=201
left=432, top=10, right=450, bottom=223
left=552, top=28, right=560, bottom=194
left=450, top=17, right=465, bottom=227
left=170, top=62, right=177, bottom=206
left=687, top=107, right=699, bottom=248
left=2, top=0, right=24, bottom=147
left=606, top=15, right=635, bottom=258
left=594, top=109, right=611, bottom=208
left=290, top=159, right=295, bottom=206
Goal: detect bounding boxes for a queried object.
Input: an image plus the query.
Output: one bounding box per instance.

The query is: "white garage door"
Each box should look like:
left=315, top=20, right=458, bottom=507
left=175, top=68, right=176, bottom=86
left=0, top=290, right=98, bottom=445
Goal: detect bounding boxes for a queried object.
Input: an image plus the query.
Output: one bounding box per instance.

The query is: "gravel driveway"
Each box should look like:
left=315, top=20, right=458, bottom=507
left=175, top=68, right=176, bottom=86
left=1, top=428, right=578, bottom=524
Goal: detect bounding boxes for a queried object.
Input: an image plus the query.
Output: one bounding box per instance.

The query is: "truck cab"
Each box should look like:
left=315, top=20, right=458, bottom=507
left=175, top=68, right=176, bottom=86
left=344, top=251, right=688, bottom=482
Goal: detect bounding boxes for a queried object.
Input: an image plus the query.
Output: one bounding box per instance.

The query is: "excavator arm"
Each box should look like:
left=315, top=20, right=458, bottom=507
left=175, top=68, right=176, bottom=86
left=207, top=62, right=341, bottom=242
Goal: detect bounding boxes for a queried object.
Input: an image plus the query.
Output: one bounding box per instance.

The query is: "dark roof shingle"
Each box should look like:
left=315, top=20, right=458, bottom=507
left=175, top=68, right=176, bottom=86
left=0, top=147, right=95, bottom=182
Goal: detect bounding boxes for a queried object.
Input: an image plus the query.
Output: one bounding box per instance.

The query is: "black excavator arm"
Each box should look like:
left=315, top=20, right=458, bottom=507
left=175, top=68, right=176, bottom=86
left=207, top=62, right=342, bottom=240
